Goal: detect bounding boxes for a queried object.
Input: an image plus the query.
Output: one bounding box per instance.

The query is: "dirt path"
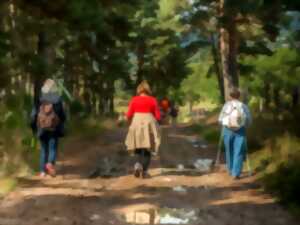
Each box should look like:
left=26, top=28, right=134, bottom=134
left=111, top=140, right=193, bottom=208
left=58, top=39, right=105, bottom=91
left=0, top=125, right=297, bottom=225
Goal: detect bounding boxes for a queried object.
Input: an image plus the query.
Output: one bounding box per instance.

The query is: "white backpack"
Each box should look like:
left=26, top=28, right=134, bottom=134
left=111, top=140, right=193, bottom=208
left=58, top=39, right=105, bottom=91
left=222, top=101, right=246, bottom=130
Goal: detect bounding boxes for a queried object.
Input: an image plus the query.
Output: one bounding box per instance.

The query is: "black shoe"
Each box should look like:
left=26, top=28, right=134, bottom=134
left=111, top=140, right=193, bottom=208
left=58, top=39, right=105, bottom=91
left=142, top=171, right=151, bottom=179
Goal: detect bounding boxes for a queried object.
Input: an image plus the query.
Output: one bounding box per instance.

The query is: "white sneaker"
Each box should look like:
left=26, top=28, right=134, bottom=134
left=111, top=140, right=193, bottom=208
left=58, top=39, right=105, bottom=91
left=39, top=172, right=46, bottom=178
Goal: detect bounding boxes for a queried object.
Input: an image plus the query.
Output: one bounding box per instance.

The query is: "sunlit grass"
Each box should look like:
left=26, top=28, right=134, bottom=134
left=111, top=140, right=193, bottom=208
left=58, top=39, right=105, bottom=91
left=190, top=108, right=300, bottom=215
left=0, top=178, right=17, bottom=197
left=247, top=115, right=300, bottom=215
left=178, top=100, right=219, bottom=123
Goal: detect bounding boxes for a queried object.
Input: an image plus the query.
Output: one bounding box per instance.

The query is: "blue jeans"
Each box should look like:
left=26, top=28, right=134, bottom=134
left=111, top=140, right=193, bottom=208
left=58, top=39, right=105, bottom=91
left=40, top=135, right=58, bottom=172
left=223, top=127, right=246, bottom=177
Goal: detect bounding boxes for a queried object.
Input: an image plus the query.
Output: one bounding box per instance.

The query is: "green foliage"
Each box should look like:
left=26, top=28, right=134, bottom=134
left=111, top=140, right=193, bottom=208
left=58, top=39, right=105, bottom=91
left=246, top=111, right=300, bottom=214
left=68, top=116, right=104, bottom=139
left=0, top=88, right=41, bottom=175
left=189, top=121, right=220, bottom=143
left=0, top=0, right=298, bottom=204
left=0, top=31, right=10, bottom=57
left=69, top=100, right=86, bottom=117
left=181, top=51, right=220, bottom=104
left=263, top=159, right=300, bottom=212
left=0, top=178, right=17, bottom=197
left=241, top=47, right=300, bottom=98
left=202, top=128, right=220, bottom=143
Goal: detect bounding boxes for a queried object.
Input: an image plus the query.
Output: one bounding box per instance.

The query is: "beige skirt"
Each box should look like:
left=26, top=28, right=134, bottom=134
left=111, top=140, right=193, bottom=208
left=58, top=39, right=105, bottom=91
left=125, top=113, right=161, bottom=153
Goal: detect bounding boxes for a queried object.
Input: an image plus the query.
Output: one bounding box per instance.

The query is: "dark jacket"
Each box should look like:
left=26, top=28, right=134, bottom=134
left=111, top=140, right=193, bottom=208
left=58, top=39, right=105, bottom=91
left=31, top=93, right=66, bottom=138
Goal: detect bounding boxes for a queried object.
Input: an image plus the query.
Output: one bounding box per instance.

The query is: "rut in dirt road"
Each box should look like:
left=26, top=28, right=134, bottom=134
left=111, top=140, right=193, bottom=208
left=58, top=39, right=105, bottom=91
left=0, top=125, right=297, bottom=225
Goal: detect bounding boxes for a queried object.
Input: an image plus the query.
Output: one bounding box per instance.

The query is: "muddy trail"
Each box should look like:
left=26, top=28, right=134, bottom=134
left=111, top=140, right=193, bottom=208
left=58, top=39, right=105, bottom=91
left=0, top=125, right=297, bottom=225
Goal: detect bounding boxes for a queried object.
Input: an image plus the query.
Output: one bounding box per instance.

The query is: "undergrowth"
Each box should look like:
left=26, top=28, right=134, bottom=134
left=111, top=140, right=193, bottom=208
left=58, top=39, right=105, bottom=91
left=0, top=96, right=109, bottom=196
left=248, top=111, right=300, bottom=215
left=191, top=108, right=300, bottom=215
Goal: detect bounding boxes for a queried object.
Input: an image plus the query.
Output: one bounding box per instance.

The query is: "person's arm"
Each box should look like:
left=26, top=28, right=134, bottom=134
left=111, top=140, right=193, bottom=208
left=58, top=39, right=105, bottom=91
left=56, top=100, right=66, bottom=123
left=126, top=98, right=135, bottom=122
left=218, top=103, right=227, bottom=125
left=153, top=98, right=161, bottom=121
left=243, top=104, right=252, bottom=127
left=30, top=103, right=39, bottom=133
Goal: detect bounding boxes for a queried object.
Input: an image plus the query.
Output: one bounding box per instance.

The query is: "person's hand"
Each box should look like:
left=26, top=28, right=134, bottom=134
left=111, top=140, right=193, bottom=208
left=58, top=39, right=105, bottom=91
left=127, top=118, right=132, bottom=126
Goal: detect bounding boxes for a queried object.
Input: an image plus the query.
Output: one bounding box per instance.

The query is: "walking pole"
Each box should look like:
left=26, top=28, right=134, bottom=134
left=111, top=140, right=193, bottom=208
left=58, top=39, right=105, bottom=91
left=245, top=138, right=253, bottom=176
left=214, top=127, right=224, bottom=168
left=60, top=142, right=66, bottom=180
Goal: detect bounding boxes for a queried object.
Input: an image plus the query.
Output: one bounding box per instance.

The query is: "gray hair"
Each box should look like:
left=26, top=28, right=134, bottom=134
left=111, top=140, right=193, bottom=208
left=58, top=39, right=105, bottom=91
left=41, top=79, right=59, bottom=94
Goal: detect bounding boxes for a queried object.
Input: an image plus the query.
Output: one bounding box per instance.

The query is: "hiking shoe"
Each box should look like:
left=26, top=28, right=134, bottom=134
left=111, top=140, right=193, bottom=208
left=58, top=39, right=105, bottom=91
left=233, top=175, right=240, bottom=180
left=39, top=172, right=47, bottom=178
left=46, top=163, right=56, bottom=177
left=142, top=171, right=151, bottom=179
left=134, top=163, right=142, bottom=178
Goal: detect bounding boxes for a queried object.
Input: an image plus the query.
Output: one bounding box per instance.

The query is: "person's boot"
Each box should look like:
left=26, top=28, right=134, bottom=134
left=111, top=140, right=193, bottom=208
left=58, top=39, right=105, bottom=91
left=39, top=172, right=47, bottom=178
left=142, top=170, right=151, bottom=179
left=232, top=175, right=240, bottom=180
left=46, top=163, right=56, bottom=177
left=134, top=163, right=143, bottom=178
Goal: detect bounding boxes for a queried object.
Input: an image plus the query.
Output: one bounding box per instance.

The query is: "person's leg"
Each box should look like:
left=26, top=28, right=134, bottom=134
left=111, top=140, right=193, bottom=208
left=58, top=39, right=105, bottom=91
left=133, top=149, right=143, bottom=177
left=223, top=128, right=234, bottom=174
left=48, top=137, right=58, bottom=165
left=39, top=136, right=49, bottom=176
left=46, top=136, right=58, bottom=177
left=141, top=149, right=151, bottom=172
left=134, top=149, right=143, bottom=165
left=232, top=131, right=246, bottom=178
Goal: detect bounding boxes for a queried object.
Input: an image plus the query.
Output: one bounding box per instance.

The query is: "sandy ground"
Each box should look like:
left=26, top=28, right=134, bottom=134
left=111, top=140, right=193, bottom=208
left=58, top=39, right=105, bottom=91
left=0, top=125, right=297, bottom=225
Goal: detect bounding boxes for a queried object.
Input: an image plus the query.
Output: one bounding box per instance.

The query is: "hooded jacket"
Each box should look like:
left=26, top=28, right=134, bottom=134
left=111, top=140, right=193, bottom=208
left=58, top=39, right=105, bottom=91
left=31, top=93, right=66, bottom=138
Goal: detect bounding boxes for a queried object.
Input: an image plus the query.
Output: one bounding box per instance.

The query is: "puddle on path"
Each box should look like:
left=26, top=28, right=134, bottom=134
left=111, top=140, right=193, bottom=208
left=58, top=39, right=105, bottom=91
left=124, top=207, right=199, bottom=224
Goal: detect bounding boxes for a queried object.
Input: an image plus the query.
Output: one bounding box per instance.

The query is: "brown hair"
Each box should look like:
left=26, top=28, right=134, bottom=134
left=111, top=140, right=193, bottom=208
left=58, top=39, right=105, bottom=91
left=136, top=80, right=152, bottom=95
left=229, top=88, right=241, bottom=99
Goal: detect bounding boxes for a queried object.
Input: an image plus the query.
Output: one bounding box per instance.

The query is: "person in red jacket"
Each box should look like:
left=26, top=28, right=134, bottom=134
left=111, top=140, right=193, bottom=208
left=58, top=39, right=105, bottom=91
left=125, top=81, right=161, bottom=178
left=159, top=97, right=171, bottom=125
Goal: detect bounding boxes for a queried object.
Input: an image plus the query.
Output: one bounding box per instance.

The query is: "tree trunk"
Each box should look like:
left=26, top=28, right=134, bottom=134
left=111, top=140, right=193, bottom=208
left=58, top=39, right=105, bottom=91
left=34, top=31, right=47, bottom=105
left=135, top=41, right=145, bottom=86
left=8, top=0, right=21, bottom=95
left=91, top=92, right=97, bottom=115
left=98, top=96, right=104, bottom=115
left=0, top=2, right=12, bottom=95
left=109, top=94, right=114, bottom=114
left=273, top=86, right=280, bottom=108
left=259, top=97, right=264, bottom=112
left=83, top=77, right=92, bottom=113
left=210, top=33, right=225, bottom=103
left=219, top=0, right=239, bottom=101
left=263, top=82, right=271, bottom=109
left=63, top=41, right=74, bottom=96
left=189, top=101, right=193, bottom=115
left=292, top=87, right=299, bottom=108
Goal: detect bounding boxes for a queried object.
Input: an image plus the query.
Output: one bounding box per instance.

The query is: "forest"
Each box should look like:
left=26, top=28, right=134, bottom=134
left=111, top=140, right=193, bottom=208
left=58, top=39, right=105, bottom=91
left=0, top=0, right=300, bottom=222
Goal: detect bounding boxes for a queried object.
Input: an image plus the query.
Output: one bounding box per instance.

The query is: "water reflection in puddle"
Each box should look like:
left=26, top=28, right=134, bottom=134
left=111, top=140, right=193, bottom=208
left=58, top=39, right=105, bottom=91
left=124, top=207, right=199, bottom=224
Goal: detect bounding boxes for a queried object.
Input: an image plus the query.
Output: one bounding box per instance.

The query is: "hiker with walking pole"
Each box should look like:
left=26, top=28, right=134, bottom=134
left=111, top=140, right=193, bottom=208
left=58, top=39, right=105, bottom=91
left=125, top=81, right=161, bottom=179
left=218, top=88, right=252, bottom=180
left=30, top=79, right=66, bottom=178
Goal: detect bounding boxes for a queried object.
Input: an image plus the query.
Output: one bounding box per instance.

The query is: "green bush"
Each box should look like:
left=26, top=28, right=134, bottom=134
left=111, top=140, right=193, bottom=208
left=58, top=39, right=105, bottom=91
left=189, top=124, right=205, bottom=133
left=263, top=159, right=300, bottom=212
left=189, top=123, right=220, bottom=143
left=0, top=94, right=39, bottom=177
left=203, top=128, right=220, bottom=143
left=69, top=100, right=86, bottom=117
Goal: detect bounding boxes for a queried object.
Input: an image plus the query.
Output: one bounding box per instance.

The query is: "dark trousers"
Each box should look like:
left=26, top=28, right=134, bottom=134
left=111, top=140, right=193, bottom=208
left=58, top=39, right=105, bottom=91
left=40, top=134, right=58, bottom=172
left=134, top=148, right=151, bottom=172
